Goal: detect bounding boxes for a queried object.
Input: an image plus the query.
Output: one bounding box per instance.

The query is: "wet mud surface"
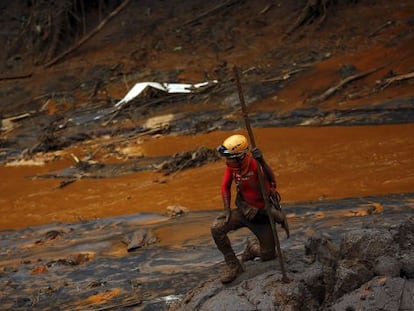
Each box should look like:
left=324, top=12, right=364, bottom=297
left=1, top=193, right=413, bottom=310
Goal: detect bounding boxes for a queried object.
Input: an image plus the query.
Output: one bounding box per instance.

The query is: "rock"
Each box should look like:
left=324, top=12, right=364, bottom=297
left=304, top=233, right=339, bottom=267
left=199, top=289, right=257, bottom=311
left=374, top=255, right=401, bottom=277
left=123, top=229, right=158, bottom=251
left=340, top=228, right=397, bottom=266
left=72, top=253, right=92, bottom=265
left=400, top=252, right=414, bottom=278
left=301, top=262, right=329, bottom=306
left=176, top=220, right=414, bottom=311
left=178, top=261, right=285, bottom=311
left=167, top=205, right=189, bottom=217
left=330, top=277, right=414, bottom=311
left=333, top=259, right=374, bottom=300
left=396, top=217, right=414, bottom=251
left=34, top=229, right=66, bottom=245
left=31, top=265, right=49, bottom=275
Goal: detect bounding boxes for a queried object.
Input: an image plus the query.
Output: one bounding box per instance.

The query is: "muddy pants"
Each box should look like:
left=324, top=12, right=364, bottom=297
left=211, top=207, right=276, bottom=261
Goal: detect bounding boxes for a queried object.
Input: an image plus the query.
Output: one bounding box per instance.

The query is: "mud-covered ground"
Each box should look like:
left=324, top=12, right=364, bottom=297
left=1, top=0, right=414, bottom=309
left=1, top=194, right=413, bottom=310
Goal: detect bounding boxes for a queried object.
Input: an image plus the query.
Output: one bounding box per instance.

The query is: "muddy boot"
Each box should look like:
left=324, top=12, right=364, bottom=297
left=221, top=254, right=244, bottom=284
left=241, top=238, right=261, bottom=262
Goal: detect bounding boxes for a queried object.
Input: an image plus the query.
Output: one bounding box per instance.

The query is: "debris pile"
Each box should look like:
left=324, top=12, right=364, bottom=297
left=154, top=146, right=220, bottom=175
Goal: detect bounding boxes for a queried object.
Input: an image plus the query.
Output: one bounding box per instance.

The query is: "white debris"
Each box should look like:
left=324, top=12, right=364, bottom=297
left=114, top=80, right=218, bottom=108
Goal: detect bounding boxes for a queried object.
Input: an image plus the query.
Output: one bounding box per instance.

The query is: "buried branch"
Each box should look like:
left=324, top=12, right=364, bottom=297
left=307, top=66, right=384, bottom=104
left=284, top=0, right=358, bottom=38
left=285, top=0, right=330, bottom=37
left=376, top=71, right=414, bottom=90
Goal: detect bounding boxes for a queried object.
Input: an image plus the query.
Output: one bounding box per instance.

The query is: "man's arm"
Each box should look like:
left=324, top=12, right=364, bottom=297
left=221, top=168, right=233, bottom=223
left=251, top=147, right=276, bottom=189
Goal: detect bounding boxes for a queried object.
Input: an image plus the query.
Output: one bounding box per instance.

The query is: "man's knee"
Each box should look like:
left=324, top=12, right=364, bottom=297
left=211, top=216, right=227, bottom=237
left=211, top=214, right=224, bottom=227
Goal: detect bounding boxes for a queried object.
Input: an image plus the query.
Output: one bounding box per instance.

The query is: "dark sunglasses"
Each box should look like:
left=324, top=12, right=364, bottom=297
left=216, top=145, right=247, bottom=160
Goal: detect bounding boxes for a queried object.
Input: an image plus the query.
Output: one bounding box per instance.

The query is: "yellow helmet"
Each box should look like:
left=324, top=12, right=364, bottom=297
left=217, top=134, right=249, bottom=158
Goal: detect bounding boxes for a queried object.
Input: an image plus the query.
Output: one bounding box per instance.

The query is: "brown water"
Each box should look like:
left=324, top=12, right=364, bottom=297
left=1, top=124, right=413, bottom=230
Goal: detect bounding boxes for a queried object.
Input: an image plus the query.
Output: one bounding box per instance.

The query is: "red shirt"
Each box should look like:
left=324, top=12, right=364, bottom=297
left=221, top=157, right=272, bottom=209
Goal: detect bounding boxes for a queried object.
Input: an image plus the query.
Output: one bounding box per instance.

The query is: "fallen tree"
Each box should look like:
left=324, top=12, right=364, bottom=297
left=285, top=0, right=359, bottom=37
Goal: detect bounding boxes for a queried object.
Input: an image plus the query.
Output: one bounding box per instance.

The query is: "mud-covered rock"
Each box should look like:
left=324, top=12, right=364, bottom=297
left=123, top=229, right=158, bottom=251
left=301, top=262, right=329, bottom=305
left=167, top=205, right=189, bottom=218
left=333, top=259, right=374, bottom=300
left=304, top=233, right=339, bottom=267
left=374, top=255, right=401, bottom=277
left=174, top=220, right=414, bottom=311
left=340, top=228, right=397, bottom=266
left=400, top=252, right=414, bottom=279
left=397, top=217, right=414, bottom=251
left=330, top=277, right=414, bottom=311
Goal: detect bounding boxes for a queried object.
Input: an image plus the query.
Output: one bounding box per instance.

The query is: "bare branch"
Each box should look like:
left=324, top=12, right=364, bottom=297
left=377, top=71, right=414, bottom=90
left=44, top=0, right=132, bottom=68
left=307, top=66, right=384, bottom=104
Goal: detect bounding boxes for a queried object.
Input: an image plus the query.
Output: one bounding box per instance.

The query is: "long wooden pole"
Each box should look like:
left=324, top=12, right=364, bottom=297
left=233, top=65, right=289, bottom=283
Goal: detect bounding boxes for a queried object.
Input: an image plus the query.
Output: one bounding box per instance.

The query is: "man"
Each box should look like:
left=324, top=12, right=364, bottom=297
left=211, top=134, right=289, bottom=284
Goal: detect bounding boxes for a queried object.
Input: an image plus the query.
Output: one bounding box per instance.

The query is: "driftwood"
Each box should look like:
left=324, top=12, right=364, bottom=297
left=261, top=68, right=307, bottom=83
left=183, top=0, right=240, bottom=26
left=284, top=0, right=330, bottom=37
left=154, top=146, right=220, bottom=176
left=368, top=20, right=395, bottom=38
left=2, top=112, right=32, bottom=122
left=44, top=0, right=132, bottom=68
left=259, top=3, right=274, bottom=15
left=284, top=0, right=359, bottom=38
left=88, top=299, right=142, bottom=311
left=56, top=179, right=78, bottom=189
left=0, top=72, right=33, bottom=81
left=88, top=126, right=168, bottom=160
left=377, top=71, right=414, bottom=90
left=307, top=66, right=384, bottom=104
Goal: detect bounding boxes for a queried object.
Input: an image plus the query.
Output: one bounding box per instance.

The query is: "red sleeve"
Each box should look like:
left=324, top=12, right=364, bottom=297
left=221, top=167, right=233, bottom=208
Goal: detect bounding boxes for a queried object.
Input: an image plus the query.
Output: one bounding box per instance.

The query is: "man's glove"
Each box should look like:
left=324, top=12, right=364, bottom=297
left=251, top=147, right=263, bottom=160
left=224, top=208, right=231, bottom=224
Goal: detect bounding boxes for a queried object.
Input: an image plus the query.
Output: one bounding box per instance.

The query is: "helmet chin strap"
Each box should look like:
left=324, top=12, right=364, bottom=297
left=226, top=154, right=250, bottom=173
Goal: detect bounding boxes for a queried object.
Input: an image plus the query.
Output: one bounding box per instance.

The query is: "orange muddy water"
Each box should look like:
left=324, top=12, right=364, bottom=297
left=1, top=124, right=413, bottom=230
